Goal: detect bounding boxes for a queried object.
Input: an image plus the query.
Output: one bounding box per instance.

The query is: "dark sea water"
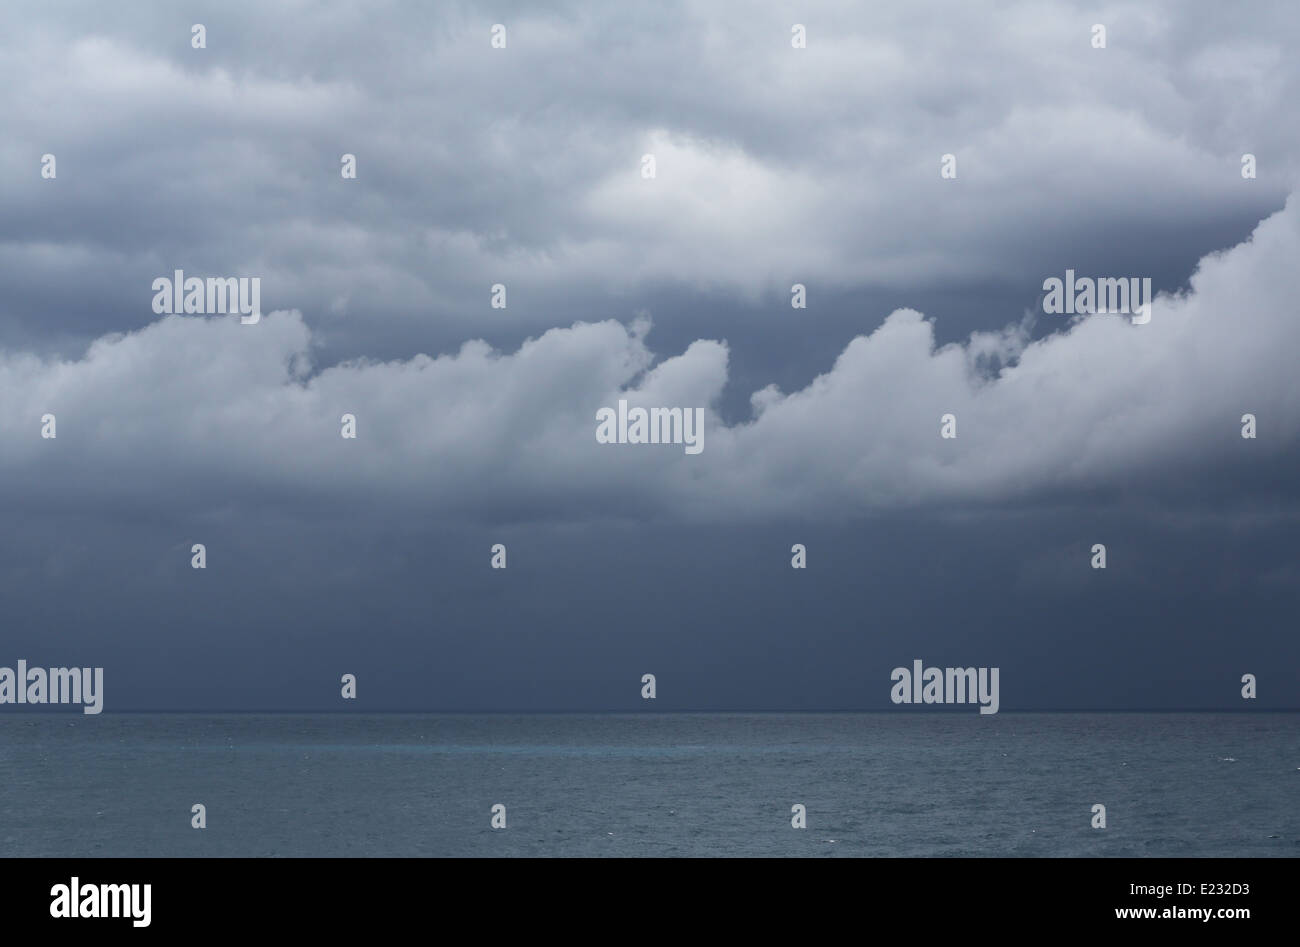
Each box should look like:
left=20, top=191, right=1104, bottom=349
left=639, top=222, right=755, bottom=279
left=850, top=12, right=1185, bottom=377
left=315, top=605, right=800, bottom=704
left=1, top=713, right=1296, bottom=857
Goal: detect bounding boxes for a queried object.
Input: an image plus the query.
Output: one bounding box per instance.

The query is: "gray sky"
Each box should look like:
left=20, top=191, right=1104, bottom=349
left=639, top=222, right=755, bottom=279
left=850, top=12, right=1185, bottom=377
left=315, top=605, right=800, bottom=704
left=1, top=0, right=1297, bottom=710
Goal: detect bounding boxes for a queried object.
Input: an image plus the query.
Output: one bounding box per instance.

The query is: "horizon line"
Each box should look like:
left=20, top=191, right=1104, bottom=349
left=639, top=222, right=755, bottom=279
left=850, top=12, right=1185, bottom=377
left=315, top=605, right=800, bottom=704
left=9, top=707, right=1296, bottom=715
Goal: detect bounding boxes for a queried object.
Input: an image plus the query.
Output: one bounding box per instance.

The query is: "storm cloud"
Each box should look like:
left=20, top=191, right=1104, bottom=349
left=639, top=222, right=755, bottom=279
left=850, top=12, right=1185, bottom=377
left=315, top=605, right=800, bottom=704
left=1, top=0, right=1296, bottom=710
left=4, top=192, right=1299, bottom=522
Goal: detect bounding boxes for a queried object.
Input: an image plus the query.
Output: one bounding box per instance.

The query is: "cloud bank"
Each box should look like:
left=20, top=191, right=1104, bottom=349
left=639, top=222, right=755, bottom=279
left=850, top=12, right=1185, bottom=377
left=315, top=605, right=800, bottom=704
left=2, top=0, right=1294, bottom=359
left=4, top=193, right=1297, bottom=522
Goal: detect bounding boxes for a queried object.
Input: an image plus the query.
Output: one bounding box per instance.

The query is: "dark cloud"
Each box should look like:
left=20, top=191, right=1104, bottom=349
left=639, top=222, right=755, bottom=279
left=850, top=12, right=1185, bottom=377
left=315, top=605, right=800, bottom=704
left=0, top=0, right=1296, bottom=710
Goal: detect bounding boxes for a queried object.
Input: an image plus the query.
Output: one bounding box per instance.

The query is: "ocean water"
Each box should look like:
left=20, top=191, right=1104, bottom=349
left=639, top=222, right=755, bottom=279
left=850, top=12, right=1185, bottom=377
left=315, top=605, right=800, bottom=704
left=1, top=712, right=1296, bottom=857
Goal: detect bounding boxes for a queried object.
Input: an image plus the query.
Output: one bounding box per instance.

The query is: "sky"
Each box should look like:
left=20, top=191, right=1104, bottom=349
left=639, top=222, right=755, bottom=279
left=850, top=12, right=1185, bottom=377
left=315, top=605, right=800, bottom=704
left=1, top=0, right=1297, bottom=710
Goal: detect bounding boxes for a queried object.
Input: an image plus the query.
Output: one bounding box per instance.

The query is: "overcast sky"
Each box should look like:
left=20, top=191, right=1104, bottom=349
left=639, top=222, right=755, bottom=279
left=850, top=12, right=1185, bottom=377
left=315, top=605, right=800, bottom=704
left=1, top=0, right=1297, bottom=710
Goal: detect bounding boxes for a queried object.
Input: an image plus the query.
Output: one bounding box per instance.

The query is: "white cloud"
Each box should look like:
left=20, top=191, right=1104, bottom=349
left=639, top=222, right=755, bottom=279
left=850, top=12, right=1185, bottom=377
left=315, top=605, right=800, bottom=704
left=2, top=0, right=1295, bottom=334
left=3, top=192, right=1297, bottom=521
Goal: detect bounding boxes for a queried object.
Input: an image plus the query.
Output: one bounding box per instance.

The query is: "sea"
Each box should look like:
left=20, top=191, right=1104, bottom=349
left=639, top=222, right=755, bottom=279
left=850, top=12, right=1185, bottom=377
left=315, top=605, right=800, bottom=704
left=1, top=712, right=1296, bottom=857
